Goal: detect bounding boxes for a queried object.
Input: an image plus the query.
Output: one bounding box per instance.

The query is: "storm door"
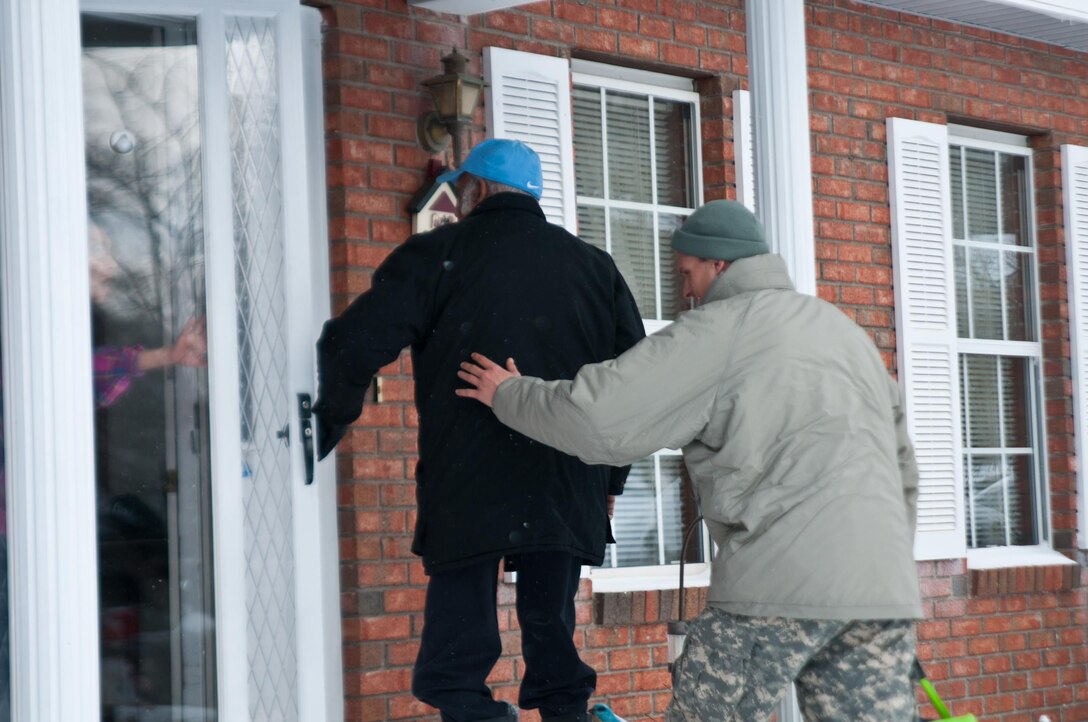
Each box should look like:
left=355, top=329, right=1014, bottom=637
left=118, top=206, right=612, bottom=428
left=80, top=4, right=340, bottom=721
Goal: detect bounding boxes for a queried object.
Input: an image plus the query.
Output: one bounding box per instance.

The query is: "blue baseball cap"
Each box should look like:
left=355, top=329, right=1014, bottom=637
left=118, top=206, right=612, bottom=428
left=436, top=138, right=544, bottom=199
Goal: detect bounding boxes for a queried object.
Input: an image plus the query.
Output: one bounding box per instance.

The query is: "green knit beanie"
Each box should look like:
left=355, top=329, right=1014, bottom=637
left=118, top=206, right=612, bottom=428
left=670, top=200, right=769, bottom=261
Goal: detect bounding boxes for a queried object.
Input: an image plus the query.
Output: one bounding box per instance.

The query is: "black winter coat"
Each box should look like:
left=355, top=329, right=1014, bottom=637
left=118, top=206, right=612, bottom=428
left=314, top=193, right=645, bottom=572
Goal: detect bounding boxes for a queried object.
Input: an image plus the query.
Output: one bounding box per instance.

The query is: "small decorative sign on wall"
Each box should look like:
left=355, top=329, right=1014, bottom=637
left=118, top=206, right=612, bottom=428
left=410, top=180, right=458, bottom=234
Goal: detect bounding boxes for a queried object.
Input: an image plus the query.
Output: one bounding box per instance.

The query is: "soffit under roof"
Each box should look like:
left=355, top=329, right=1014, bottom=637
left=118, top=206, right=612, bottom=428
left=407, top=0, right=1088, bottom=54
left=857, top=0, right=1088, bottom=53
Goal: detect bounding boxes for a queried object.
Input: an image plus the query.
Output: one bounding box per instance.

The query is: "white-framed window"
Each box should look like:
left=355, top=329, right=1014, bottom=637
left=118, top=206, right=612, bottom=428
left=483, top=48, right=712, bottom=586
left=948, top=132, right=1048, bottom=549
left=888, top=118, right=1077, bottom=566
left=597, top=450, right=691, bottom=569
left=571, top=61, right=702, bottom=332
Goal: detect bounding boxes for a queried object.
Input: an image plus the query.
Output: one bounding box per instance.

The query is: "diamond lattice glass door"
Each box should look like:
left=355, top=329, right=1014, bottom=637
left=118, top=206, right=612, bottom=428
left=227, top=16, right=298, bottom=721
left=80, top=4, right=337, bottom=721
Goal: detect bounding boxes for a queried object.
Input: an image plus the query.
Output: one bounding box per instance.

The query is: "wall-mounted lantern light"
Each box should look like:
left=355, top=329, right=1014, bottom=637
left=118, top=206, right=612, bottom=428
left=417, top=48, right=486, bottom=168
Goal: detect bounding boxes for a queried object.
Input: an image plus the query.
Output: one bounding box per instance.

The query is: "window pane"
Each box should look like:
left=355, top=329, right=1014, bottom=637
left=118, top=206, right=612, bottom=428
left=964, top=147, right=999, bottom=242
left=1003, top=251, right=1033, bottom=341
left=660, top=214, right=689, bottom=320
left=968, top=247, right=1003, bottom=339
left=966, top=454, right=1005, bottom=547
left=950, top=147, right=965, bottom=240
left=965, top=454, right=1039, bottom=549
left=962, top=355, right=1001, bottom=448
left=963, top=355, right=1032, bottom=449
left=962, top=358, right=1040, bottom=550
left=654, top=99, right=693, bottom=208
left=572, top=77, right=700, bottom=331
left=83, top=14, right=217, bottom=720
left=612, top=459, right=660, bottom=567
left=954, top=245, right=969, bottom=337
left=1000, top=357, right=1031, bottom=448
left=659, top=457, right=703, bottom=565
left=610, top=455, right=702, bottom=569
left=610, top=208, right=657, bottom=318
left=577, top=205, right=606, bottom=253
left=572, top=86, right=604, bottom=198
left=1005, top=454, right=1039, bottom=546
left=999, top=154, right=1029, bottom=247
left=953, top=139, right=1042, bottom=552
left=606, top=92, right=652, bottom=203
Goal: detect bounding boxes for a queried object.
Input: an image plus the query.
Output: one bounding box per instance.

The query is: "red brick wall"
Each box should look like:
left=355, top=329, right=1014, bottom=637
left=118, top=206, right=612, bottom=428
left=321, top=0, right=1088, bottom=720
left=803, top=3, right=1088, bottom=720
left=916, top=560, right=1088, bottom=720
left=806, top=0, right=1088, bottom=555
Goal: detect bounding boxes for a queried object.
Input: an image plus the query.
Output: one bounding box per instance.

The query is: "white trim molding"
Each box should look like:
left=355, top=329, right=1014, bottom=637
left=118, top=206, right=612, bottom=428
left=967, top=545, right=1078, bottom=569
left=589, top=566, right=711, bottom=594
left=0, top=1, right=101, bottom=720
left=745, top=0, right=817, bottom=296
left=293, top=7, right=345, bottom=721
left=732, top=89, right=756, bottom=214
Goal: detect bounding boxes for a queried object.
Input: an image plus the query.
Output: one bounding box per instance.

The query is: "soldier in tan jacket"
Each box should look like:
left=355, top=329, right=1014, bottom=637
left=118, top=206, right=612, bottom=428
left=457, top=200, right=923, bottom=722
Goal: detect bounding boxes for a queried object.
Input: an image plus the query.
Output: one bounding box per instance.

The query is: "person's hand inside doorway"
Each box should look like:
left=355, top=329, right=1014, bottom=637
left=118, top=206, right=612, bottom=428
left=88, top=221, right=208, bottom=405
left=133, top=317, right=207, bottom=371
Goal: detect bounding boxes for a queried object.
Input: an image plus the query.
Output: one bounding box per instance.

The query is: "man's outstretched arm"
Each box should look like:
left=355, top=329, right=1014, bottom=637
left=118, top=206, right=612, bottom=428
left=314, top=237, right=443, bottom=459
left=458, top=305, right=732, bottom=466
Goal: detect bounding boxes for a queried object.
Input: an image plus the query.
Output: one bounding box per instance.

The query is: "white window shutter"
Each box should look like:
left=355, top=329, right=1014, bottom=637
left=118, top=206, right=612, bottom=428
left=482, top=47, right=576, bottom=230
left=887, top=117, right=966, bottom=561
left=732, top=89, right=756, bottom=213
left=1062, top=143, right=1088, bottom=548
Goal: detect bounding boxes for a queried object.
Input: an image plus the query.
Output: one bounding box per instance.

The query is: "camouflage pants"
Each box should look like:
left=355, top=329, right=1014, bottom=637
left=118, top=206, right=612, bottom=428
left=666, top=608, right=916, bottom=722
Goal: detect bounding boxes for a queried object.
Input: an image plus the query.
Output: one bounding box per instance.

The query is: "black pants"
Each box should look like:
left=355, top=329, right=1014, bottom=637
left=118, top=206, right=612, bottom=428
left=412, top=551, right=596, bottom=722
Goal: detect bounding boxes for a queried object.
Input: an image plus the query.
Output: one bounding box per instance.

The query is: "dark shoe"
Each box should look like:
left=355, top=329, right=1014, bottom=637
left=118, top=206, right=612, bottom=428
left=541, top=713, right=589, bottom=722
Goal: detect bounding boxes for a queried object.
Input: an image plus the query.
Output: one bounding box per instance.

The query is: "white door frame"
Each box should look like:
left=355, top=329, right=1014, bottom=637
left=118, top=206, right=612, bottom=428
left=296, top=10, right=345, bottom=720
left=0, top=1, right=341, bottom=719
left=0, top=1, right=100, bottom=721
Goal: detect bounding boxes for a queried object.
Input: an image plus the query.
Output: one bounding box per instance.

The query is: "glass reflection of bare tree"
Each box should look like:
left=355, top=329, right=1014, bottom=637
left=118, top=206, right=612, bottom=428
left=83, top=46, right=204, bottom=330
left=82, top=39, right=216, bottom=722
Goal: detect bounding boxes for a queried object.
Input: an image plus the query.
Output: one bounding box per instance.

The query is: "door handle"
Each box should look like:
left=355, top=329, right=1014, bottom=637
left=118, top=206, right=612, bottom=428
left=298, top=393, right=315, bottom=485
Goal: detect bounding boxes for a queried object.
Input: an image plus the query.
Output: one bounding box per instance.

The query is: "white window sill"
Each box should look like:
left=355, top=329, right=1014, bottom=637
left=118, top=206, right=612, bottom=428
left=966, top=545, right=1076, bottom=569
left=588, top=565, right=712, bottom=594
left=502, top=565, right=713, bottom=593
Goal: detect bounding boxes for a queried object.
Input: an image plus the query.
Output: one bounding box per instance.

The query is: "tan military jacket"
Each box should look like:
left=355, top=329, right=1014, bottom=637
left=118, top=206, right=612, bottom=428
left=493, top=254, right=922, bottom=620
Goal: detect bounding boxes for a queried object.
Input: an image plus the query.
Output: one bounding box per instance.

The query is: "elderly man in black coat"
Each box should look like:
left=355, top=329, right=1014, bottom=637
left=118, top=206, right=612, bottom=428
left=313, top=138, right=645, bottom=722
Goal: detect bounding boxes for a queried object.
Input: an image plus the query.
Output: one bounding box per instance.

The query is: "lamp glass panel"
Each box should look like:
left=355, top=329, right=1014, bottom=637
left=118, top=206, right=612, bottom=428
left=430, top=81, right=458, bottom=120
left=459, top=81, right=482, bottom=119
